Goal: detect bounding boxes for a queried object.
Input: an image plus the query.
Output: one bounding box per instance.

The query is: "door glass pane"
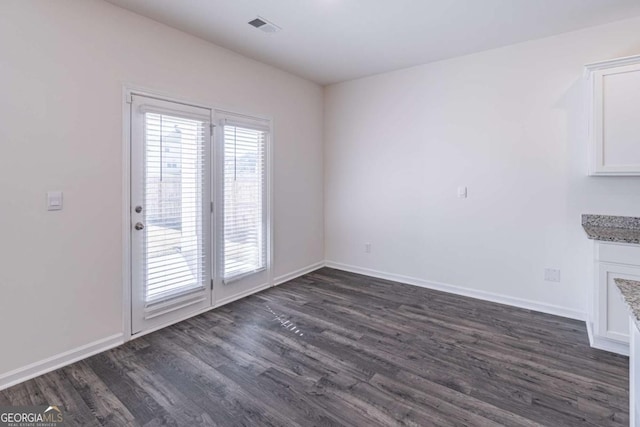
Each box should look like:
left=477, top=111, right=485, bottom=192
left=222, top=125, right=266, bottom=280
left=144, top=113, right=206, bottom=304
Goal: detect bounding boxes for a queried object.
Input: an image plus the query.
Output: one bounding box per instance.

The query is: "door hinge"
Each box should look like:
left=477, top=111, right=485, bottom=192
left=210, top=124, right=215, bottom=136
left=210, top=201, right=214, bottom=213
left=211, top=279, right=214, bottom=290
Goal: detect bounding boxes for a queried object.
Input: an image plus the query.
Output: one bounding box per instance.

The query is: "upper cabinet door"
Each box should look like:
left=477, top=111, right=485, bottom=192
left=586, top=55, right=640, bottom=176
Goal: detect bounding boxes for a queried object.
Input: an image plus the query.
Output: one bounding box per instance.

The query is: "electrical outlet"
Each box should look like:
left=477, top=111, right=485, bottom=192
left=544, top=268, right=561, bottom=283
left=364, top=243, right=371, bottom=254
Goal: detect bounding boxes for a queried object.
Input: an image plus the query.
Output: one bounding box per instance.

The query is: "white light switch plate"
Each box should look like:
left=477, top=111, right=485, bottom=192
left=47, top=191, right=63, bottom=211
left=457, top=186, right=467, bottom=198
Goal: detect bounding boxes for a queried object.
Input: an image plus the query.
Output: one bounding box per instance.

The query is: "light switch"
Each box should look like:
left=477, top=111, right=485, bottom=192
left=457, top=186, right=467, bottom=199
left=47, top=191, right=63, bottom=211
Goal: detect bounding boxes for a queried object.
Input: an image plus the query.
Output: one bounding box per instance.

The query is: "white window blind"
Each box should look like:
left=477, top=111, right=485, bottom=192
left=222, top=123, right=267, bottom=281
left=143, top=112, right=207, bottom=303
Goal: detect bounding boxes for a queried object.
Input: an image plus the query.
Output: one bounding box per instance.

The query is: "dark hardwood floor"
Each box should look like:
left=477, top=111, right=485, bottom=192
left=1, top=268, right=629, bottom=426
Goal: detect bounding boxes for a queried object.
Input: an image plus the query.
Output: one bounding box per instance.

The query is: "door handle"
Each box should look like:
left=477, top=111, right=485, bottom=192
left=134, top=222, right=145, bottom=231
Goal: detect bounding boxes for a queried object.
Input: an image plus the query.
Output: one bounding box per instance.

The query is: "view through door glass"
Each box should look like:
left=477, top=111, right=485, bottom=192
left=222, top=124, right=267, bottom=281
left=144, top=112, right=205, bottom=301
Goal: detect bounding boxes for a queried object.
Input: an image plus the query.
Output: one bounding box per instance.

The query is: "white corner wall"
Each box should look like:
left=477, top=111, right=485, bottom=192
left=0, top=0, right=323, bottom=380
left=324, top=17, right=640, bottom=319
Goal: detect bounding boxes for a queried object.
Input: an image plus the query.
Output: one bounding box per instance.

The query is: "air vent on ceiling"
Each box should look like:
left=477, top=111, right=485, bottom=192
left=248, top=16, right=281, bottom=33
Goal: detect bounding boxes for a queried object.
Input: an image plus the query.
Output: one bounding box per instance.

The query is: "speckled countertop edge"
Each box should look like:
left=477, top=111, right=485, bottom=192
left=582, top=226, right=640, bottom=244
left=582, top=215, right=640, bottom=244
left=582, top=214, right=640, bottom=229
left=615, top=278, right=640, bottom=332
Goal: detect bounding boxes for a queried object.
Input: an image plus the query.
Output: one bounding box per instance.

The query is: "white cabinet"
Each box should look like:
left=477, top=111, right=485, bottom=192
left=590, top=242, right=640, bottom=355
left=585, top=55, right=640, bottom=176
left=596, top=263, right=638, bottom=341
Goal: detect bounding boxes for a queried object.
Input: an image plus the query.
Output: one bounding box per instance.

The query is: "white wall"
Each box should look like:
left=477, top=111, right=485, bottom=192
left=0, top=0, right=323, bottom=378
left=325, top=17, right=640, bottom=319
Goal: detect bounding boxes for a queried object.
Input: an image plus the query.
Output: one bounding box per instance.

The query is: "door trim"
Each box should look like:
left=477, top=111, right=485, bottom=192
left=122, top=86, right=132, bottom=342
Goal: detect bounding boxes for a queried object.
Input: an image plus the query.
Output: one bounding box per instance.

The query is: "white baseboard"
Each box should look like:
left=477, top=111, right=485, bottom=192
left=273, top=261, right=325, bottom=286
left=586, top=319, right=595, bottom=344
left=214, top=282, right=273, bottom=308
left=0, top=333, right=124, bottom=391
left=589, top=336, right=629, bottom=356
left=215, top=261, right=325, bottom=307
left=585, top=320, right=629, bottom=356
left=325, top=261, right=586, bottom=321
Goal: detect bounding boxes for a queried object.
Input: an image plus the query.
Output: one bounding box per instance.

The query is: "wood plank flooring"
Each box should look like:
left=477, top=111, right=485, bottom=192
left=1, top=268, right=629, bottom=426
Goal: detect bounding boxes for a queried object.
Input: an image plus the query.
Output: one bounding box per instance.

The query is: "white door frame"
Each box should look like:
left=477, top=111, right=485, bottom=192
left=121, top=84, right=275, bottom=341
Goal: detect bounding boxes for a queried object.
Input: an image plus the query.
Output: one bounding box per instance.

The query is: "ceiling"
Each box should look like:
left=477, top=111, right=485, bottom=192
left=105, top=0, right=640, bottom=85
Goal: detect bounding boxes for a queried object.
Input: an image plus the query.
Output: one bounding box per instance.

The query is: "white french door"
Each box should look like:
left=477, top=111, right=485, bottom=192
left=130, top=95, right=212, bottom=335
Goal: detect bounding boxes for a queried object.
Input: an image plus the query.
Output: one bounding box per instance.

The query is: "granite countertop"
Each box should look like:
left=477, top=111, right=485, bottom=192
left=615, top=278, right=640, bottom=331
left=582, top=214, right=640, bottom=244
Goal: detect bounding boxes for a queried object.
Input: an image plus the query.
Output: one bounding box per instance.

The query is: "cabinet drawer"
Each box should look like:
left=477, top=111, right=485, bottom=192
left=597, top=242, right=640, bottom=266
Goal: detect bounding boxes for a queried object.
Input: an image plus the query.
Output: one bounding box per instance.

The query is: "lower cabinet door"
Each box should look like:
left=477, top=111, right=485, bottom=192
left=596, top=263, right=640, bottom=343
